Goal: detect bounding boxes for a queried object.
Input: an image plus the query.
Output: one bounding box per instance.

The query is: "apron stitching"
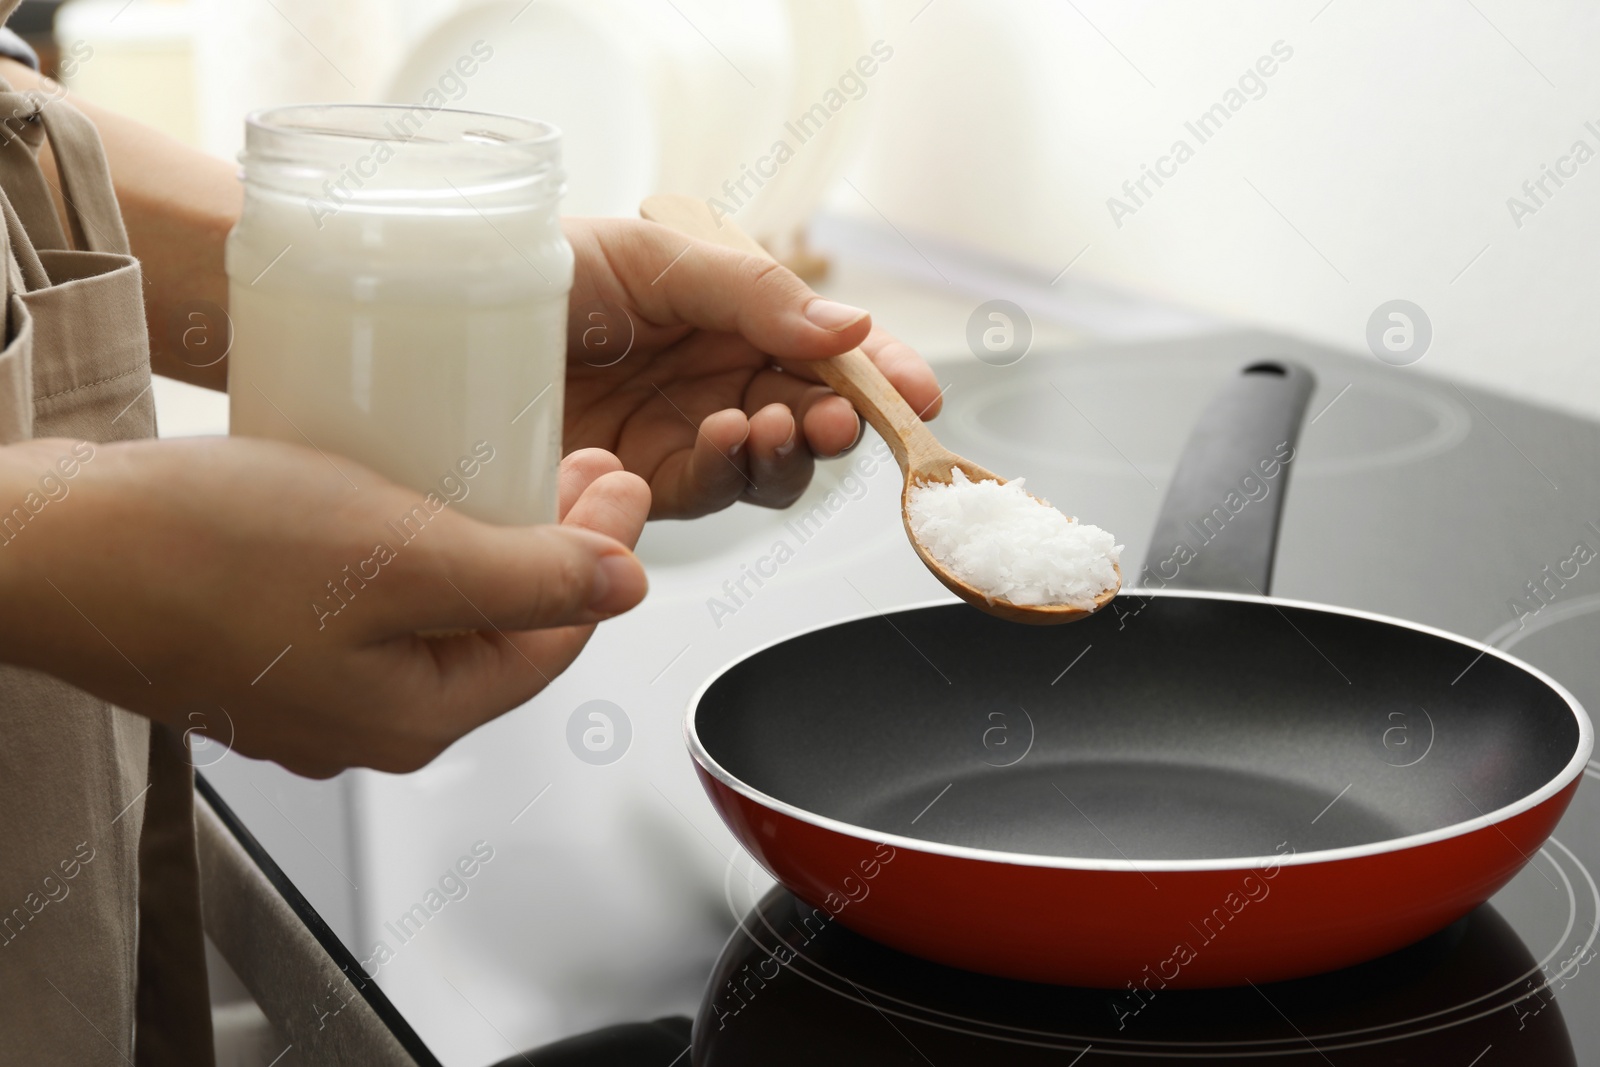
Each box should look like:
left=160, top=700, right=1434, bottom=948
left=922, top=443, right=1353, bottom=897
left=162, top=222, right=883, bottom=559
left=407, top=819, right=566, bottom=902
left=34, top=363, right=141, bottom=401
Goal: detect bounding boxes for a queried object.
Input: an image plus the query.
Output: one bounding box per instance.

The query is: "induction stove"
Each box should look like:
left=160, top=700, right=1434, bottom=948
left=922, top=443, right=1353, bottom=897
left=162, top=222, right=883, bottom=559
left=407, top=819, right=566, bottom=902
left=202, top=329, right=1600, bottom=1066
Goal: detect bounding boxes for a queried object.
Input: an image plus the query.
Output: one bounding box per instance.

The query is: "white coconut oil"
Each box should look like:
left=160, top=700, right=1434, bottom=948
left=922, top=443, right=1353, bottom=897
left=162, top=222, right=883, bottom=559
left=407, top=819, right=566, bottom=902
left=906, top=469, right=1122, bottom=608
left=227, top=104, right=574, bottom=524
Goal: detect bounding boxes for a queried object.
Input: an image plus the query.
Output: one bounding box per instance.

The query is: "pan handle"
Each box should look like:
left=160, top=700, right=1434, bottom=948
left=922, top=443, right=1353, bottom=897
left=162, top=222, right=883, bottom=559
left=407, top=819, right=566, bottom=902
left=1137, top=361, right=1316, bottom=596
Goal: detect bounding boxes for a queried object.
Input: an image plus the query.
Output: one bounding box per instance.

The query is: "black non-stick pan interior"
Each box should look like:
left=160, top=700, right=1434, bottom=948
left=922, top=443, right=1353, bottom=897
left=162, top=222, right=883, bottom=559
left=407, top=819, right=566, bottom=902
left=694, top=597, right=1579, bottom=861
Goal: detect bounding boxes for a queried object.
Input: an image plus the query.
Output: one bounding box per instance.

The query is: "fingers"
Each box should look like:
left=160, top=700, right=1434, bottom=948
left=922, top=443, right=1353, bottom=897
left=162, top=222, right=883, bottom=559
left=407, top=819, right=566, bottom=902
left=307, top=466, right=649, bottom=774
left=803, top=396, right=864, bottom=459
left=862, top=327, right=945, bottom=420
left=381, top=471, right=648, bottom=763
left=748, top=323, right=939, bottom=460
left=742, top=403, right=813, bottom=508
left=742, top=370, right=862, bottom=460
left=646, top=407, right=752, bottom=518
left=643, top=384, right=856, bottom=516
left=361, top=624, right=601, bottom=771
left=390, top=493, right=650, bottom=636
left=560, top=447, right=651, bottom=543
left=777, top=325, right=945, bottom=422
left=645, top=402, right=815, bottom=514
left=558, top=448, right=624, bottom=519
left=561, top=468, right=650, bottom=549
left=592, top=218, right=873, bottom=360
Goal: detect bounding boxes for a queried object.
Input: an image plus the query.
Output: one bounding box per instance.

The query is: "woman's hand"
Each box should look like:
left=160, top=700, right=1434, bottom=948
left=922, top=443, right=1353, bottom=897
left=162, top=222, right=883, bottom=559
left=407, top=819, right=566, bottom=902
left=0, top=436, right=649, bottom=776
left=563, top=217, right=943, bottom=518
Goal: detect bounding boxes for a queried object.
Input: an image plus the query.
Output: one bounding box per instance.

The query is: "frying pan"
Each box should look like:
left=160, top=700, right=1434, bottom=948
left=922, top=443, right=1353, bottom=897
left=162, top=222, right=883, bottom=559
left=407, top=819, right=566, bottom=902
left=685, top=361, right=1592, bottom=988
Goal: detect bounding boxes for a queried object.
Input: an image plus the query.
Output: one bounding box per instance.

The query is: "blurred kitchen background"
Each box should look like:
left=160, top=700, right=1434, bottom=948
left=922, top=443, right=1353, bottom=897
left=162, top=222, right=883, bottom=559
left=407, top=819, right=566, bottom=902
left=28, top=0, right=1600, bottom=418
left=20, top=0, right=1600, bottom=1063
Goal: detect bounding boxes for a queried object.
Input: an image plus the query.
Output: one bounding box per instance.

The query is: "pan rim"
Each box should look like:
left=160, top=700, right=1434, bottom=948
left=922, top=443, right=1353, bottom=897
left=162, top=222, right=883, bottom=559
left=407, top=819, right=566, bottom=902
left=683, top=590, right=1595, bottom=873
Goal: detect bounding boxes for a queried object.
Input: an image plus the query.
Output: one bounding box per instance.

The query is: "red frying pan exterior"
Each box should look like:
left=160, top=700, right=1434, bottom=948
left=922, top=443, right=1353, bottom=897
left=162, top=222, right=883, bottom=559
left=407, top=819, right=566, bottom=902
left=694, top=766, right=1580, bottom=988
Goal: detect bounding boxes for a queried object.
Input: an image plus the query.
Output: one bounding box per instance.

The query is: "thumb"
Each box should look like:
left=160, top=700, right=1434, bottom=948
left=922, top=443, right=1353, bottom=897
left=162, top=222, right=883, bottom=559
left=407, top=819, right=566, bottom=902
left=594, top=218, right=873, bottom=360
left=400, top=519, right=648, bottom=634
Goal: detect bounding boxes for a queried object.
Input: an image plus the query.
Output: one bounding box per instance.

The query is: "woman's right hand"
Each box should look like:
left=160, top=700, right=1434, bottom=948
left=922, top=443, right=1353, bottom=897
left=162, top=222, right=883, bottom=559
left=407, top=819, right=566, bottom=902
left=0, top=435, right=650, bottom=777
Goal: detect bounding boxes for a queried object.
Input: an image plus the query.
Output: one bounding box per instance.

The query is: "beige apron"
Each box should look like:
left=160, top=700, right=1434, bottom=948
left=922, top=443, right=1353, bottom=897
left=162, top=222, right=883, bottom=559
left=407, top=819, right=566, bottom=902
left=0, top=24, right=213, bottom=1066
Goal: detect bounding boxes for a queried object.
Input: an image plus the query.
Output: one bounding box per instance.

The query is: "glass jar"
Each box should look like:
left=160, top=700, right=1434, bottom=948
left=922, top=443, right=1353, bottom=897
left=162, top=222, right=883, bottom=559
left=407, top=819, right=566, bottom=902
left=226, top=104, right=573, bottom=525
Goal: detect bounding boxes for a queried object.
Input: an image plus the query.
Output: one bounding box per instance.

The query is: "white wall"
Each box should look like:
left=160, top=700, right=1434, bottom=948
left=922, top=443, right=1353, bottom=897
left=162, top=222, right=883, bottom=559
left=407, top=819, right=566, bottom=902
left=840, top=0, right=1600, bottom=417
left=139, top=0, right=1600, bottom=417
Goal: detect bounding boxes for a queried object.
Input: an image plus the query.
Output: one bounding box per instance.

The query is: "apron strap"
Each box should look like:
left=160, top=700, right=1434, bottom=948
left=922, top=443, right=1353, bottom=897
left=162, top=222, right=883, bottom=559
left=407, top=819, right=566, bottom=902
left=0, top=180, right=29, bottom=446
left=0, top=83, right=131, bottom=261
left=0, top=107, right=69, bottom=253
left=37, top=99, right=131, bottom=256
left=134, top=726, right=216, bottom=1066
left=1, top=189, right=50, bottom=291
left=0, top=176, right=11, bottom=303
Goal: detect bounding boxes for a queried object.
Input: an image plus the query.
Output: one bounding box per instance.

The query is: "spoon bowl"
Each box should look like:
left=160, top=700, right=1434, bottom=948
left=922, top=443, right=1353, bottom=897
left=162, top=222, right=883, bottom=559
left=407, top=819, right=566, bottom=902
left=640, top=195, right=1121, bottom=623
left=900, top=451, right=1119, bottom=624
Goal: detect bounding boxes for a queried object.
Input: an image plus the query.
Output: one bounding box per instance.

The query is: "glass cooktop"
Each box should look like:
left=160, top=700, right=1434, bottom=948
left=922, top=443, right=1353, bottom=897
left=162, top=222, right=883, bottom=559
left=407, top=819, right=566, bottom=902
left=696, top=795, right=1599, bottom=1064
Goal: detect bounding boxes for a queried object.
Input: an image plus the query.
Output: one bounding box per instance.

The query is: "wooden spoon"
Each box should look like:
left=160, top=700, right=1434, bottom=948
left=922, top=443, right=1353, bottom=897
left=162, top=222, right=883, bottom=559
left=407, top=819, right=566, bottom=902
left=639, top=195, right=1120, bottom=624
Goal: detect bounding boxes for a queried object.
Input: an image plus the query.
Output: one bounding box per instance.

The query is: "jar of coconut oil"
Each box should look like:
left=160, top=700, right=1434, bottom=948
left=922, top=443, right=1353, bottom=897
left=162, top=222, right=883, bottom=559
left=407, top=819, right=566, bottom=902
left=227, top=105, right=573, bottom=525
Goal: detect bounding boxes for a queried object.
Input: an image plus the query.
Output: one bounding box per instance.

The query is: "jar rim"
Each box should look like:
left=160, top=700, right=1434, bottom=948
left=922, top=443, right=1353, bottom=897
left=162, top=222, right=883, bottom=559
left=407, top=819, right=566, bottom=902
left=239, top=103, right=565, bottom=212
left=246, top=104, right=562, bottom=152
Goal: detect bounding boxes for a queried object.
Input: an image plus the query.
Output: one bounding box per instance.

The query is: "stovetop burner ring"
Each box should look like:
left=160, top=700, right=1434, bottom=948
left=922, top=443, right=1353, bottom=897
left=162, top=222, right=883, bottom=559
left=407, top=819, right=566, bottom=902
left=945, top=361, right=1471, bottom=484
left=717, top=835, right=1596, bottom=1057
left=1487, top=592, right=1600, bottom=652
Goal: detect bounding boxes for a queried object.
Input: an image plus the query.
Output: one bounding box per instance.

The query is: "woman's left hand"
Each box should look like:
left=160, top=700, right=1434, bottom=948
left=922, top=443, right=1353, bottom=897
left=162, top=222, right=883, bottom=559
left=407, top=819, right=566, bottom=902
left=562, top=217, right=943, bottom=519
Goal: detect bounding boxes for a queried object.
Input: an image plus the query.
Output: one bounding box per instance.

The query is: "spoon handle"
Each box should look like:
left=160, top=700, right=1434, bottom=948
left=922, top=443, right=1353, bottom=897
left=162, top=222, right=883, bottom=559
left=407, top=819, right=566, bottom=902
left=640, top=195, right=938, bottom=475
